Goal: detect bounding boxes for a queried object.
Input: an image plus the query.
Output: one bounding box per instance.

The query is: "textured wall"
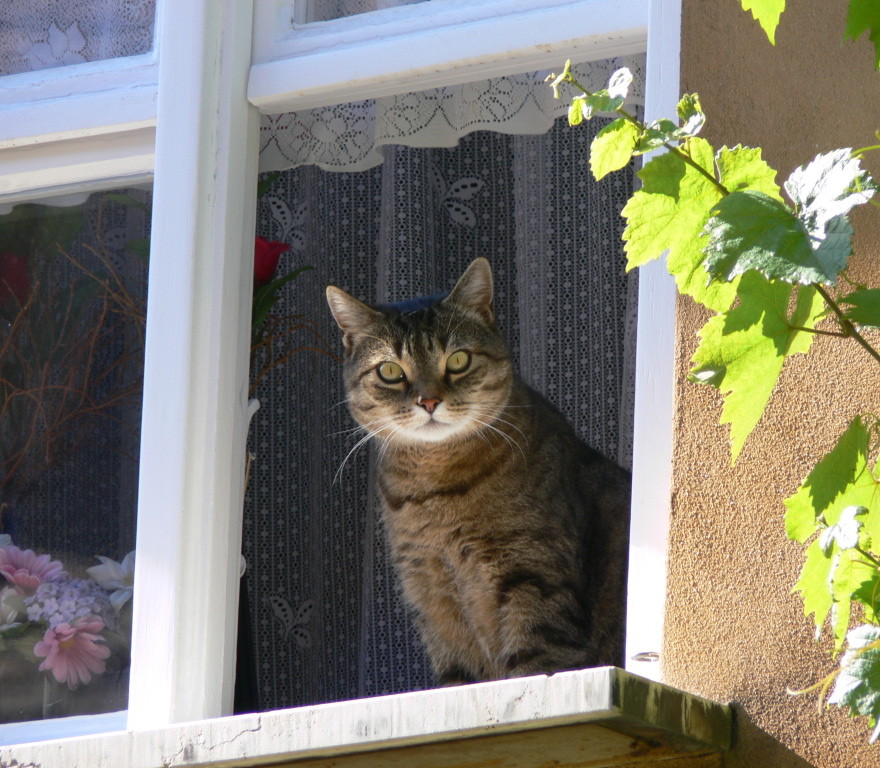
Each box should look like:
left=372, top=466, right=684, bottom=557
left=665, top=2, right=880, bottom=767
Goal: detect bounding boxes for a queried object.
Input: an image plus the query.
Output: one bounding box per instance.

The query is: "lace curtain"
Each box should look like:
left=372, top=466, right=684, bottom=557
left=259, top=57, right=645, bottom=173
left=0, top=0, right=155, bottom=76
left=244, top=101, right=639, bottom=709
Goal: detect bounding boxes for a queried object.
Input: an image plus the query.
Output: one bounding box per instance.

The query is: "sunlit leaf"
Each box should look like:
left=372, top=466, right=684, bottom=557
left=784, top=418, right=872, bottom=543
left=590, top=118, right=640, bottom=180
left=740, top=0, right=786, bottom=44
left=703, top=191, right=841, bottom=285
left=689, top=272, right=824, bottom=461
left=829, top=625, right=880, bottom=740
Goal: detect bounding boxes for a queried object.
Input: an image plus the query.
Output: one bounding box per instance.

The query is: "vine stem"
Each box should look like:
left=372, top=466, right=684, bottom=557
left=815, top=285, right=880, bottom=368
left=564, top=73, right=729, bottom=196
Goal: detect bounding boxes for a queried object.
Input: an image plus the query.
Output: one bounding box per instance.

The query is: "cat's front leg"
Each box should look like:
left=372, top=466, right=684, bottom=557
left=496, top=572, right=597, bottom=677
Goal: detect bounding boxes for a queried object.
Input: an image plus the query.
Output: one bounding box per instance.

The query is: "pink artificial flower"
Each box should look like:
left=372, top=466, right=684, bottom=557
left=0, top=545, right=64, bottom=595
left=33, top=616, right=110, bottom=689
left=254, top=237, right=291, bottom=286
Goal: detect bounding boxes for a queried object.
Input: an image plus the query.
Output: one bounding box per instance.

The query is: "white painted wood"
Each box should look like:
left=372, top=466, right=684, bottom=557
left=249, top=0, right=648, bottom=112
left=126, top=0, right=259, bottom=728
left=0, top=668, right=731, bottom=766
left=0, top=50, right=158, bottom=207
left=0, top=55, right=157, bottom=149
left=624, top=0, right=681, bottom=684
left=0, top=127, right=155, bottom=206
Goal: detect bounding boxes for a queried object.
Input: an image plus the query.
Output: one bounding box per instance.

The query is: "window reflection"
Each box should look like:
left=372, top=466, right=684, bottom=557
left=0, top=190, right=149, bottom=723
left=0, top=1, right=156, bottom=76
left=294, top=0, right=427, bottom=24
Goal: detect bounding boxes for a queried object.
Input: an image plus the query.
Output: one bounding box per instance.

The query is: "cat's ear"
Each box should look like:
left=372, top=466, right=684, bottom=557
left=326, top=286, right=380, bottom=351
left=445, top=258, right=494, bottom=323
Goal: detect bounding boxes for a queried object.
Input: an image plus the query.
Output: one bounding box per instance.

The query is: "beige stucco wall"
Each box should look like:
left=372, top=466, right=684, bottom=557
left=664, top=2, right=880, bottom=767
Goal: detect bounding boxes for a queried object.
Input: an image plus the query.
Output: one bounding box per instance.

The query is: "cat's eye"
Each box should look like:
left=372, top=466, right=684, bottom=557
left=446, top=350, right=471, bottom=374
left=377, top=361, right=406, bottom=383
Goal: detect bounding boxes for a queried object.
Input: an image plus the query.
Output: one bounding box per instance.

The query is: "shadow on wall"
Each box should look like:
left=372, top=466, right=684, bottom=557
left=723, top=707, right=816, bottom=768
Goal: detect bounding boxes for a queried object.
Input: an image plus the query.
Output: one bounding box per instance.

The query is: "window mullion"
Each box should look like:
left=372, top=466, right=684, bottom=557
left=127, top=0, right=259, bottom=728
left=623, top=0, right=680, bottom=685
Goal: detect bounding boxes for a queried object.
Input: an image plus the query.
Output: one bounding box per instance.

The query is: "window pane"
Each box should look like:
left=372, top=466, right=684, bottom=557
left=0, top=1, right=155, bottom=76
left=293, top=0, right=428, bottom=23
left=0, top=188, right=150, bottom=724
left=243, top=108, right=637, bottom=710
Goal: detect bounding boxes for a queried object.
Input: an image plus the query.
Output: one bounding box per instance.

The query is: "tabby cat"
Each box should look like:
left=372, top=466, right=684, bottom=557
left=326, top=258, right=630, bottom=684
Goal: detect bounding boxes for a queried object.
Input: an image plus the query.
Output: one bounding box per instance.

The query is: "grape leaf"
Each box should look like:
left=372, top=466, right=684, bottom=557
left=819, top=506, right=867, bottom=555
left=622, top=139, right=732, bottom=309
left=689, top=272, right=824, bottom=462
left=607, top=67, right=633, bottom=99
left=841, top=288, right=880, bottom=328
left=785, top=417, right=880, bottom=546
left=633, top=96, right=706, bottom=155
left=846, top=0, right=880, bottom=68
left=703, top=191, right=822, bottom=283
left=740, top=0, right=786, bottom=44
left=784, top=149, right=876, bottom=242
left=676, top=94, right=705, bottom=137
left=590, top=118, right=640, bottom=180
left=829, top=625, right=880, bottom=741
left=784, top=418, right=872, bottom=543
left=796, top=537, right=877, bottom=649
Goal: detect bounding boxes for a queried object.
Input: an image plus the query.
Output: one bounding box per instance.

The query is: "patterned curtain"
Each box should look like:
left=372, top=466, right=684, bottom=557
left=243, top=114, right=637, bottom=710
left=0, top=0, right=155, bottom=75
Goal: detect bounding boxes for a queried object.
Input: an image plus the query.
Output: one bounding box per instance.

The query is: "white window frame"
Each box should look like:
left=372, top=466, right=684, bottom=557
left=0, top=0, right=679, bottom=746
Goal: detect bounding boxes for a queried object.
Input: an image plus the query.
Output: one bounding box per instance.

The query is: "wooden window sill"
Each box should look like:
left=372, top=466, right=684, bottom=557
left=0, top=667, right=732, bottom=768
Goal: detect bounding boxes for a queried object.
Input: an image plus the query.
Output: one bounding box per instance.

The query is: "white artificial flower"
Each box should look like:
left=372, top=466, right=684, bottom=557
left=87, top=551, right=135, bottom=612
left=0, top=585, right=24, bottom=631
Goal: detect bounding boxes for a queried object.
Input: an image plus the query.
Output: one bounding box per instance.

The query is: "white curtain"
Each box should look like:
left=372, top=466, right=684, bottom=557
left=0, top=0, right=155, bottom=75
left=243, top=55, right=643, bottom=710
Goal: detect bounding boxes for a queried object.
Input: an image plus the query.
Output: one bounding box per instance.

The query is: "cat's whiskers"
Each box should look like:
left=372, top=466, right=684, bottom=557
left=333, top=418, right=397, bottom=483
left=467, top=413, right=527, bottom=459
left=474, top=408, right=530, bottom=450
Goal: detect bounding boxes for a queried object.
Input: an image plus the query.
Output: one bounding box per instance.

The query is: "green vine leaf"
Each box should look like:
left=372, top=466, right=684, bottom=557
left=623, top=140, right=782, bottom=312
left=676, top=93, right=705, bottom=137
left=846, top=0, right=880, bottom=68
left=705, top=150, right=877, bottom=286
left=590, top=118, right=640, bottom=180
left=784, top=417, right=880, bottom=647
left=784, top=418, right=873, bottom=543
left=622, top=138, right=732, bottom=310
left=828, top=625, right=880, bottom=741
left=797, top=537, right=876, bottom=649
left=819, top=506, right=867, bottom=555
left=703, top=190, right=839, bottom=284
left=740, top=0, right=786, bottom=44
left=841, top=288, right=880, bottom=328
left=784, top=149, right=876, bottom=244
left=689, top=272, right=824, bottom=462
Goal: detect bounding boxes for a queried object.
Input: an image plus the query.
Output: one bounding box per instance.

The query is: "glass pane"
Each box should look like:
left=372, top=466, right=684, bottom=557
left=0, top=188, right=150, bottom=724
left=242, top=113, right=636, bottom=710
left=293, top=0, right=428, bottom=23
left=0, top=0, right=156, bottom=76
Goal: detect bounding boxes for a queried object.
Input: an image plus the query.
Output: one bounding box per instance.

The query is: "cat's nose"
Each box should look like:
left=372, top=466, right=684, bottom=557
left=417, top=396, right=441, bottom=414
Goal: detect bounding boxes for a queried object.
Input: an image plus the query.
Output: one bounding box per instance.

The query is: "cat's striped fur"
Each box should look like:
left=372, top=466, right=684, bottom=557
left=326, top=258, right=630, bottom=684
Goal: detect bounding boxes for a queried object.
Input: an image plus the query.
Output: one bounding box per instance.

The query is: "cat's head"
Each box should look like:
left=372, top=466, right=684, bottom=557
left=326, top=258, right=513, bottom=445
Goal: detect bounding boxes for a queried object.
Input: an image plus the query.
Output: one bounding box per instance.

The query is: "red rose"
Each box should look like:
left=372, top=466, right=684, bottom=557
left=254, top=237, right=291, bottom=286
left=0, top=252, right=31, bottom=309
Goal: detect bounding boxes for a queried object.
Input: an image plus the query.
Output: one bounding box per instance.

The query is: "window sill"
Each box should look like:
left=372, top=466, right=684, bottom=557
left=0, top=667, right=732, bottom=768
